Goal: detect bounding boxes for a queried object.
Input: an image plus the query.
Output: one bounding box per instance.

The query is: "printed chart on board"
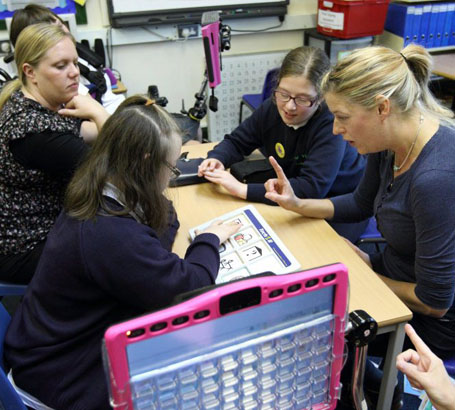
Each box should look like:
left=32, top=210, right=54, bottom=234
left=189, top=205, right=300, bottom=283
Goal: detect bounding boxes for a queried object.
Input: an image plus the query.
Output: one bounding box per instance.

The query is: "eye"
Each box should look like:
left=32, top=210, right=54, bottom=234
left=295, top=97, right=311, bottom=105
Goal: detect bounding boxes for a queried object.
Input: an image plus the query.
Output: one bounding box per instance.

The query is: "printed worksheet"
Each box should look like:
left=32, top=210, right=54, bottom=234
left=189, top=205, right=301, bottom=284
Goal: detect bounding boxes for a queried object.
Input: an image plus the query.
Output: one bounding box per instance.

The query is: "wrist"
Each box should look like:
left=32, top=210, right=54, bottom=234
left=217, top=160, right=225, bottom=171
left=94, top=107, right=110, bottom=129
left=236, top=183, right=247, bottom=200
left=439, top=382, right=455, bottom=410
left=292, top=198, right=306, bottom=215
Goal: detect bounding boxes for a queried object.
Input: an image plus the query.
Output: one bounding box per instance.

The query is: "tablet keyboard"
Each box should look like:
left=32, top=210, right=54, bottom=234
left=130, top=316, right=336, bottom=410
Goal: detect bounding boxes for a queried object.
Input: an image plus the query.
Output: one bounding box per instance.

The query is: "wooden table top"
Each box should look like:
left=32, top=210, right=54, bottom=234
left=432, top=53, right=455, bottom=81
left=112, top=80, right=127, bottom=94
left=169, top=143, right=412, bottom=328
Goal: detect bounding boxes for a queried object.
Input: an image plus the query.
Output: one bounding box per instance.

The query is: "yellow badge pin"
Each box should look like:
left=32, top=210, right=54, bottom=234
left=275, top=142, right=285, bottom=158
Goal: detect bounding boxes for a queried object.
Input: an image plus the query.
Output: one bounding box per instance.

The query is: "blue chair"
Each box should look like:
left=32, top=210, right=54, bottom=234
left=239, top=67, right=279, bottom=124
left=0, top=302, right=27, bottom=410
left=356, top=217, right=385, bottom=252
left=444, top=358, right=455, bottom=377
left=0, top=281, right=27, bottom=298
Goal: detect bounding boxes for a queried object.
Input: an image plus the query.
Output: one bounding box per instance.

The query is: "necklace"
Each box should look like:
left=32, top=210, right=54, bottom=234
left=393, top=113, right=424, bottom=172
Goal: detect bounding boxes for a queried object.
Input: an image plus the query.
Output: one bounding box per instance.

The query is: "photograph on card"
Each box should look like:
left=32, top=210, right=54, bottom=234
left=230, top=226, right=259, bottom=248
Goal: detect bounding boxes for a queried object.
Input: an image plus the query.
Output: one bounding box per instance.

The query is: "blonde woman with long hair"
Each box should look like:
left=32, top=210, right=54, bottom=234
left=265, top=44, right=455, bottom=408
left=0, top=23, right=108, bottom=284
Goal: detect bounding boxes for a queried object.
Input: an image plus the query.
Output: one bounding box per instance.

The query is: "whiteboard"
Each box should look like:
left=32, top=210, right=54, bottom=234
left=110, top=0, right=288, bottom=14
left=207, top=50, right=288, bottom=141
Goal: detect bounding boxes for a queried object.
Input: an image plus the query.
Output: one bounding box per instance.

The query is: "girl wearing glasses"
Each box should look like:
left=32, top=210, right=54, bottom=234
left=5, top=95, right=239, bottom=410
left=198, top=46, right=366, bottom=241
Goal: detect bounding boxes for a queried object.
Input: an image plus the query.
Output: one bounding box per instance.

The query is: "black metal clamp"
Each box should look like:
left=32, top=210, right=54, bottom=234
left=345, top=310, right=378, bottom=410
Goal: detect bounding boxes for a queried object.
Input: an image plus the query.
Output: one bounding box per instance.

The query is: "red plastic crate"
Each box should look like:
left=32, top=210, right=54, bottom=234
left=317, top=0, right=390, bottom=39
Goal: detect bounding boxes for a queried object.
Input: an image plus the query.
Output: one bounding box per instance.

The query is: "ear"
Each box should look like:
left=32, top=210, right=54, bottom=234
left=375, top=94, right=391, bottom=121
left=22, top=63, right=37, bottom=84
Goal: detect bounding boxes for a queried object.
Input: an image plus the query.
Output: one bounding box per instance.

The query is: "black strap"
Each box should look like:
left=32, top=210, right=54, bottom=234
left=78, top=62, right=107, bottom=103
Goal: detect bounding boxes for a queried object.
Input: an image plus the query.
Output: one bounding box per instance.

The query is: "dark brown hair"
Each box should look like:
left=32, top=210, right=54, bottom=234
left=10, top=3, right=63, bottom=47
left=64, top=95, right=182, bottom=231
left=277, top=46, right=331, bottom=97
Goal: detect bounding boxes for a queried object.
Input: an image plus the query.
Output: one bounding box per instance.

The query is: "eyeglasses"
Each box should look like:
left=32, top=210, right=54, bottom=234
left=165, top=161, right=181, bottom=180
left=273, top=90, right=317, bottom=107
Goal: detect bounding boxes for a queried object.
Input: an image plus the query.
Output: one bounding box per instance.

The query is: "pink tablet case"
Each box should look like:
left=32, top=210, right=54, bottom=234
left=103, top=263, right=349, bottom=410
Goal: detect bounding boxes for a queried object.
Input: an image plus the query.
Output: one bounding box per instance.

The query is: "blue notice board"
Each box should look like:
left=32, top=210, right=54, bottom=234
left=0, top=0, right=76, bottom=20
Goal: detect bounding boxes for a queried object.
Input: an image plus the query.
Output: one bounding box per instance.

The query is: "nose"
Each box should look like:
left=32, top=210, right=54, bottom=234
left=70, top=62, right=80, bottom=78
left=285, top=98, right=297, bottom=110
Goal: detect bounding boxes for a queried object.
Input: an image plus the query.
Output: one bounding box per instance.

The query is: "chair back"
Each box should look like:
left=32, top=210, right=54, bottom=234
left=261, top=67, right=279, bottom=101
left=444, top=358, right=455, bottom=377
left=358, top=217, right=381, bottom=240
left=0, top=281, right=27, bottom=297
left=0, top=303, right=27, bottom=410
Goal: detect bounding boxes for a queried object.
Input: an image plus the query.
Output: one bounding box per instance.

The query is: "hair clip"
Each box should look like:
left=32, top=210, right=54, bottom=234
left=145, top=99, right=155, bottom=106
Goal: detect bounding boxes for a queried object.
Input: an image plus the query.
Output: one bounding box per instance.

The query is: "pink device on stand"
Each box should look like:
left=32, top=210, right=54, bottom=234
left=194, top=11, right=231, bottom=115
left=186, top=11, right=231, bottom=121
left=202, top=13, right=222, bottom=89
left=103, top=263, right=350, bottom=410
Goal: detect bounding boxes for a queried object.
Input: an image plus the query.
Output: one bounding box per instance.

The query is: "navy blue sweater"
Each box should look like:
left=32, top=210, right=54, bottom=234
left=208, top=98, right=366, bottom=203
left=5, top=203, right=220, bottom=410
left=332, top=125, right=455, bottom=358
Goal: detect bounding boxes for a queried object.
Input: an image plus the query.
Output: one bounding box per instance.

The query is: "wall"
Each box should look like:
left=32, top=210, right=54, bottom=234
left=81, top=0, right=317, bottom=31
left=0, top=0, right=317, bottom=115
left=77, top=0, right=317, bottom=114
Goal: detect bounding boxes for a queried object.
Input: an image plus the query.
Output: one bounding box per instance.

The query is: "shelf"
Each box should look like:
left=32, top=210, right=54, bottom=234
left=376, top=30, right=455, bottom=52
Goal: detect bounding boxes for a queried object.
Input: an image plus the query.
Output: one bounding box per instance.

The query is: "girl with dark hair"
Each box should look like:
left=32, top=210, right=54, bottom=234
left=4, top=95, right=239, bottom=410
left=198, top=46, right=366, bottom=241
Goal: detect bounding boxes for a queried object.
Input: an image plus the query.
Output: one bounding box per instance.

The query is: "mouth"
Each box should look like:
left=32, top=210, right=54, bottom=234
left=283, top=111, right=297, bottom=120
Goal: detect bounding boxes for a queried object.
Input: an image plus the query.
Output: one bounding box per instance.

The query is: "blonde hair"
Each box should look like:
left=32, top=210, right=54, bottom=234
left=0, top=23, right=74, bottom=110
left=321, top=44, right=455, bottom=126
